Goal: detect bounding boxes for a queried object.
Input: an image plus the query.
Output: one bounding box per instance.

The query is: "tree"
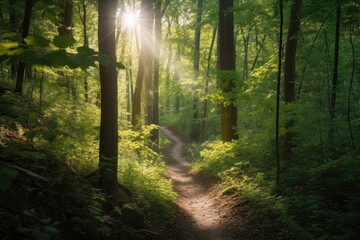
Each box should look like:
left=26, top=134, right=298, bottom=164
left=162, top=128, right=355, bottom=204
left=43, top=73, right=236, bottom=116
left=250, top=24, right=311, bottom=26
left=98, top=0, right=119, bottom=198
left=275, top=0, right=284, bottom=185
left=218, top=0, right=238, bottom=142
left=190, top=0, right=203, bottom=141
left=283, top=0, right=302, bottom=161
left=132, top=0, right=154, bottom=129
left=329, top=2, right=341, bottom=142
left=14, top=0, right=33, bottom=94
left=58, top=0, right=75, bottom=100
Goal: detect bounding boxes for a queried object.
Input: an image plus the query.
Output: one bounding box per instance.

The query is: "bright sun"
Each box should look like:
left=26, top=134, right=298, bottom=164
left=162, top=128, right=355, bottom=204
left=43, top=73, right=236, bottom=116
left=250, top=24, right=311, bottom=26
left=123, top=11, right=138, bottom=29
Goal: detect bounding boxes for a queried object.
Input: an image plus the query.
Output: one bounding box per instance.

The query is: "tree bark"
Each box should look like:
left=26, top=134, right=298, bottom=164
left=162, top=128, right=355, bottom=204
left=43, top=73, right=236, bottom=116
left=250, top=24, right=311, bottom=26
left=98, top=0, right=118, bottom=198
left=132, top=0, right=154, bottom=129
left=9, top=0, right=17, bottom=80
left=275, top=0, right=284, bottom=185
left=200, top=26, right=217, bottom=143
left=191, top=0, right=203, bottom=141
left=152, top=0, right=162, bottom=148
left=283, top=0, right=302, bottom=161
left=329, top=3, right=341, bottom=142
left=58, top=1, right=75, bottom=100
left=218, top=0, right=238, bottom=142
left=14, top=0, right=33, bottom=94
left=80, top=0, right=89, bottom=102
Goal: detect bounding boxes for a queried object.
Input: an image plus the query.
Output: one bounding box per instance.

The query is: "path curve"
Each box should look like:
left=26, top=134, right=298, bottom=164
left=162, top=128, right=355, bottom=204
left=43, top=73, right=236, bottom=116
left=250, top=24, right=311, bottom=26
left=160, top=126, right=239, bottom=240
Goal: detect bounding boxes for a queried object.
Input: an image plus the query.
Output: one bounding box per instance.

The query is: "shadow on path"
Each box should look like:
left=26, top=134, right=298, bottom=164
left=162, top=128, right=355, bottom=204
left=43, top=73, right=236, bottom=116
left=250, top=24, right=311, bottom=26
left=160, top=126, right=238, bottom=240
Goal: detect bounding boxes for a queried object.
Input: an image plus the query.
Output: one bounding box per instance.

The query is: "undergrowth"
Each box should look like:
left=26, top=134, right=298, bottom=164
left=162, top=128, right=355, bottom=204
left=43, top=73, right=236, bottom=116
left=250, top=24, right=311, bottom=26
left=191, top=138, right=359, bottom=239
left=0, top=91, right=176, bottom=239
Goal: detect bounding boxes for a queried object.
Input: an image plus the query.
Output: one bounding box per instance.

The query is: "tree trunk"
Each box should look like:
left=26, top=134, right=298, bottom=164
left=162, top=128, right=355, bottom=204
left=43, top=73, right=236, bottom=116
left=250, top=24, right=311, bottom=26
left=275, top=0, right=284, bottom=185
left=132, top=0, right=154, bottom=129
left=152, top=0, right=162, bottom=148
left=283, top=0, right=302, bottom=161
left=81, top=0, right=89, bottom=102
left=200, top=26, right=217, bottom=143
left=347, top=30, right=355, bottom=145
left=191, top=0, right=203, bottom=141
left=14, top=0, right=33, bottom=94
left=218, top=0, right=238, bottom=142
left=98, top=0, right=118, bottom=198
left=58, top=1, right=75, bottom=100
left=329, top=3, right=341, bottom=142
left=9, top=0, right=17, bottom=80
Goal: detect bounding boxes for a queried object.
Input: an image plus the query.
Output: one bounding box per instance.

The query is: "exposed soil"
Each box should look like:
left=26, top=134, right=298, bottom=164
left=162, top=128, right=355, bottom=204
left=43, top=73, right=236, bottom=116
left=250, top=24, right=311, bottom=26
left=160, top=126, right=268, bottom=240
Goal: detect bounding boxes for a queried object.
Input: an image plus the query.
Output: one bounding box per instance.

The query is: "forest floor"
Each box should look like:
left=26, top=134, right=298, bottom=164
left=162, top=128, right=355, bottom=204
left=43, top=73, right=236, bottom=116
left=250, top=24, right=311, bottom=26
left=160, top=126, right=270, bottom=240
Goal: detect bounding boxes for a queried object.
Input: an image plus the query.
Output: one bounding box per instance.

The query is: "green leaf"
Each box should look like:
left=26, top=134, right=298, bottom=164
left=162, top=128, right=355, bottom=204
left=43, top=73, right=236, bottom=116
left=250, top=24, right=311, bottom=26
left=0, top=167, right=18, bottom=191
left=116, top=62, right=126, bottom=69
left=53, top=35, right=76, bottom=49
left=96, top=54, right=113, bottom=66
left=68, top=54, right=96, bottom=70
left=0, top=42, right=19, bottom=56
left=42, top=131, right=57, bottom=142
left=25, top=35, right=50, bottom=48
left=77, top=46, right=96, bottom=55
left=1, top=32, right=22, bottom=42
left=44, top=51, right=73, bottom=68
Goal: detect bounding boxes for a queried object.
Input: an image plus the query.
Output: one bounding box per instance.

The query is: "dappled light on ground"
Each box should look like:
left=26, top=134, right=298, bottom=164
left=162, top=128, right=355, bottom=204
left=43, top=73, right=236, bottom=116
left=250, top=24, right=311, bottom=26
left=161, top=126, right=238, bottom=240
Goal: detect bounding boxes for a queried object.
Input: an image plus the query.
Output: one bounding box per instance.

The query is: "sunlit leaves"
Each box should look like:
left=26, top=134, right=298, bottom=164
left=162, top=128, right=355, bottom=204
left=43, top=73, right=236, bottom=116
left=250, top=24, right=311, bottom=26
left=1, top=32, right=22, bottom=42
left=0, top=35, right=125, bottom=71
left=25, top=35, right=50, bottom=48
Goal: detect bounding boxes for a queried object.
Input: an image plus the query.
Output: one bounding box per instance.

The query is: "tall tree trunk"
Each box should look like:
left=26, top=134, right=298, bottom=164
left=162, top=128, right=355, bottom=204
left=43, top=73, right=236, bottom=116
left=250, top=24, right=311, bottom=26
left=80, top=0, right=89, bottom=102
left=144, top=1, right=154, bottom=127
left=283, top=0, right=302, bottom=161
left=14, top=0, right=33, bottom=94
left=152, top=0, right=162, bottom=148
left=58, top=1, right=75, bottom=100
left=218, top=0, right=237, bottom=142
left=132, top=0, right=154, bottom=129
left=347, top=30, right=355, bottom=145
left=275, top=0, right=284, bottom=185
left=191, top=0, right=203, bottom=141
left=200, top=26, right=217, bottom=143
left=9, top=0, right=17, bottom=79
left=98, top=0, right=118, bottom=198
left=251, top=33, right=266, bottom=72
left=329, top=3, right=341, bottom=142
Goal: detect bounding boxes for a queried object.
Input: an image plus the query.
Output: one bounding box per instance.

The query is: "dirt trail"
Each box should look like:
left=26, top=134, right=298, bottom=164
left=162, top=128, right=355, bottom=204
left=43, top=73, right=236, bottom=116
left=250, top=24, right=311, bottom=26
left=160, top=126, right=251, bottom=240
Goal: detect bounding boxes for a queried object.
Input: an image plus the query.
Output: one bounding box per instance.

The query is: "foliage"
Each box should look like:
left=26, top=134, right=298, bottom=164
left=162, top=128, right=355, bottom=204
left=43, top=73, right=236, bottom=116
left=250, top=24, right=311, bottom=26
left=119, top=125, right=177, bottom=227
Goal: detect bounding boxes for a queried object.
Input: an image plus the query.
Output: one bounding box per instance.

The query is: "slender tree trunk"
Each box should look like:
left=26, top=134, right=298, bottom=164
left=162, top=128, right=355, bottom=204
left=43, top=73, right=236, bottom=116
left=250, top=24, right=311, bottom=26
left=251, top=33, right=266, bottom=72
left=191, top=0, right=203, bottom=140
left=165, top=18, right=172, bottom=111
left=9, top=0, right=17, bottom=80
left=240, top=26, right=253, bottom=79
left=14, top=0, right=33, bottom=94
left=200, top=26, right=217, bottom=143
left=152, top=0, right=162, bottom=148
left=347, top=30, right=355, bottom=145
left=38, top=71, right=44, bottom=117
left=174, top=17, right=181, bottom=114
left=218, top=0, right=237, bottom=142
left=275, top=0, right=284, bottom=185
left=283, top=0, right=302, bottom=161
left=58, top=1, right=75, bottom=100
left=80, top=0, right=89, bottom=102
left=329, top=3, right=341, bottom=142
left=98, top=0, right=118, bottom=198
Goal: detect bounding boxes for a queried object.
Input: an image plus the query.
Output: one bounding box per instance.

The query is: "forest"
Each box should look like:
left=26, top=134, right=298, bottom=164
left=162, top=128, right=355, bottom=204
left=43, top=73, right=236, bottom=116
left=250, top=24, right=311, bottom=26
left=0, top=0, right=359, bottom=239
